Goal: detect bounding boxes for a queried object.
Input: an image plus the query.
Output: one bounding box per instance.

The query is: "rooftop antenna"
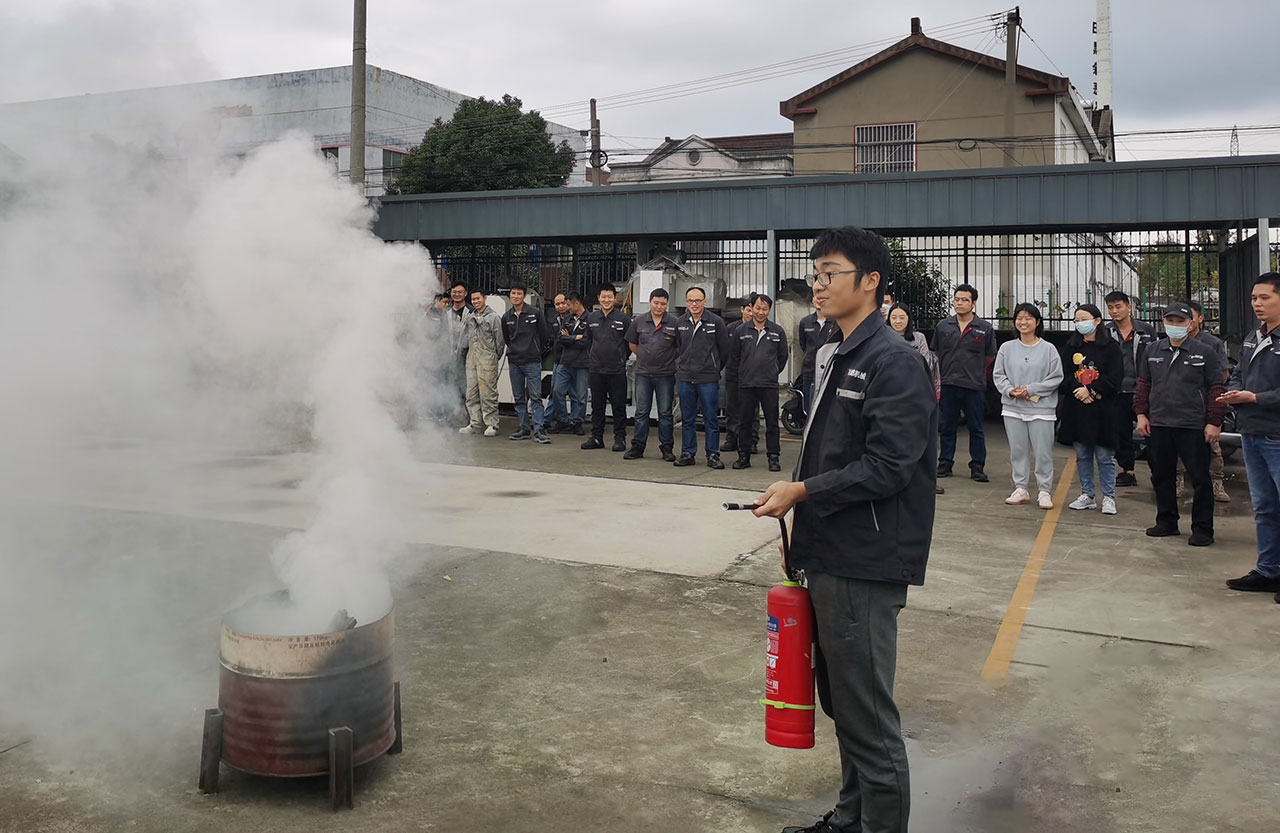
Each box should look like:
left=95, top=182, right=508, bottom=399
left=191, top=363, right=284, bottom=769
left=1230, top=125, right=1240, bottom=156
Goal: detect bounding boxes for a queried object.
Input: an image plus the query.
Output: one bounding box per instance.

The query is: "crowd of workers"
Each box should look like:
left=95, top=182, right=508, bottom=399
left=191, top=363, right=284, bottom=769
left=425, top=269, right=1280, bottom=595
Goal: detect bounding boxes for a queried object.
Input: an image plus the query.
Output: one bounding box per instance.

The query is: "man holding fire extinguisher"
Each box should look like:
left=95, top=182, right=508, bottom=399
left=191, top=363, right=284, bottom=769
left=753, top=226, right=938, bottom=833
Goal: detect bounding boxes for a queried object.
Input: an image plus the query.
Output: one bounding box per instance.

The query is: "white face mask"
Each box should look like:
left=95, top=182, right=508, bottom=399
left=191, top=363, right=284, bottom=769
left=1074, top=320, right=1097, bottom=336
left=1165, top=324, right=1189, bottom=340
left=881, top=303, right=892, bottom=315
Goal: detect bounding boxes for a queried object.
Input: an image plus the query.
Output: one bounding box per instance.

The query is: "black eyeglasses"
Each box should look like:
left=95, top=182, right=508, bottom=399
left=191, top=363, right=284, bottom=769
left=807, top=269, right=864, bottom=288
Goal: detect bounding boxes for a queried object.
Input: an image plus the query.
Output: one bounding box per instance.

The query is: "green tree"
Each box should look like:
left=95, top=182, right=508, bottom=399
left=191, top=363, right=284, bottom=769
left=887, top=239, right=950, bottom=327
left=386, top=94, right=576, bottom=194
left=1132, top=232, right=1218, bottom=308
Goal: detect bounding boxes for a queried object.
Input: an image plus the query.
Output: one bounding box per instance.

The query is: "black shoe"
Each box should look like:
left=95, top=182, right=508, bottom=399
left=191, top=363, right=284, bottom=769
left=936, top=484, right=946, bottom=494
left=612, top=438, right=627, bottom=452
left=1226, top=570, right=1280, bottom=592
left=1116, top=472, right=1138, bottom=487
left=547, top=420, right=564, bottom=434
left=533, top=430, right=551, bottom=445
left=782, top=810, right=838, bottom=833
left=660, top=445, right=676, bottom=463
left=732, top=454, right=751, bottom=470
left=937, top=463, right=953, bottom=478
left=1145, top=525, right=1180, bottom=537
left=706, top=453, right=725, bottom=470
left=623, top=445, right=644, bottom=460
left=673, top=454, right=696, bottom=467
left=581, top=437, right=604, bottom=450
left=509, top=428, right=530, bottom=441
left=1188, top=531, right=1214, bottom=547
left=970, top=466, right=989, bottom=483
left=573, top=423, right=585, bottom=436
left=768, top=454, right=781, bottom=472
left=721, top=435, right=738, bottom=453
left=749, top=445, right=759, bottom=455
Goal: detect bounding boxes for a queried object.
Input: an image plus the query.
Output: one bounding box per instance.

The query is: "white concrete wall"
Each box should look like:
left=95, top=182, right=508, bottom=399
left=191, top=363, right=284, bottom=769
left=0, top=66, right=586, bottom=195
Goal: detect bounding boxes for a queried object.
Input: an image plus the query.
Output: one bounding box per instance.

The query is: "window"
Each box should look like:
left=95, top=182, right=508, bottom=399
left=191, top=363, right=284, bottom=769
left=855, top=123, right=916, bottom=173
left=383, top=148, right=405, bottom=172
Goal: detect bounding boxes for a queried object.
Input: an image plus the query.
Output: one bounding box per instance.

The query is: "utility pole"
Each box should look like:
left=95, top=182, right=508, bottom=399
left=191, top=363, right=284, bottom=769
left=590, top=98, right=602, bottom=186
left=998, top=7, right=1021, bottom=323
left=1002, top=7, right=1021, bottom=168
left=350, top=0, right=367, bottom=190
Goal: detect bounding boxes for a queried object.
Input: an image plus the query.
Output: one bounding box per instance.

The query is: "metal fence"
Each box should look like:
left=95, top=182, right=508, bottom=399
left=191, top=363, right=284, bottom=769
left=427, top=228, right=1280, bottom=338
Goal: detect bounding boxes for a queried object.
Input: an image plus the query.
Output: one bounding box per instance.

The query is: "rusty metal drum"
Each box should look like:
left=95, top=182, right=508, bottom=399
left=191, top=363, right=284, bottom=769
left=217, top=595, right=396, bottom=777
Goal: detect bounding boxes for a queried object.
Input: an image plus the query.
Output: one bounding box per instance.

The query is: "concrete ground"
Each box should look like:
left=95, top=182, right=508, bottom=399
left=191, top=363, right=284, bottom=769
left=1, top=417, right=1277, bottom=833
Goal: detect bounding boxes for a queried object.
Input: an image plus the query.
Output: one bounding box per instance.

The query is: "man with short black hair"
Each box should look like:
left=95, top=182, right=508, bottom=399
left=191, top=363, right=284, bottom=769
left=582, top=284, right=632, bottom=452
left=753, top=226, right=937, bottom=833
left=1220, top=273, right=1280, bottom=597
left=722, top=298, right=756, bottom=454
left=501, top=283, right=551, bottom=444
left=932, top=284, right=996, bottom=481
left=546, top=292, right=572, bottom=434
left=1104, top=290, right=1157, bottom=487
left=1135, top=302, right=1226, bottom=546
left=730, top=293, right=788, bottom=472
left=674, top=286, right=730, bottom=468
left=624, top=288, right=678, bottom=461
left=553, top=291, right=590, bottom=435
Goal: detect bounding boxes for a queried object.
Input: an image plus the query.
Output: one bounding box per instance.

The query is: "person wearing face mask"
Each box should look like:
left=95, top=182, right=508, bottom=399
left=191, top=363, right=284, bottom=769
left=1134, top=302, right=1227, bottom=546
left=880, top=291, right=895, bottom=320
left=1175, top=300, right=1231, bottom=504
left=1058, top=304, right=1125, bottom=516
left=993, top=303, right=1063, bottom=511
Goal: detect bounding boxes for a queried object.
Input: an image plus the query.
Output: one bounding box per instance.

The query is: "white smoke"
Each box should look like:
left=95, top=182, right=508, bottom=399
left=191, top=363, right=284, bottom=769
left=0, top=119, right=444, bottom=755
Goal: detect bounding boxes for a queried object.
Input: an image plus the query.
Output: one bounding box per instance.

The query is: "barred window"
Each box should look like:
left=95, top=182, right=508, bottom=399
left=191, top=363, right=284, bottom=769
left=855, top=123, right=916, bottom=173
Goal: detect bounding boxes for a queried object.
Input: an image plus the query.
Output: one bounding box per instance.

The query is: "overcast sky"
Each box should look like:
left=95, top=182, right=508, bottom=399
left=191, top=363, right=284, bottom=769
left=4, top=0, right=1279, bottom=161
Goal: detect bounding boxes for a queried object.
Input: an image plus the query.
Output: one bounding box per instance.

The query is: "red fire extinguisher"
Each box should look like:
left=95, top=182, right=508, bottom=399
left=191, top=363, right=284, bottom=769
left=725, top=505, right=816, bottom=749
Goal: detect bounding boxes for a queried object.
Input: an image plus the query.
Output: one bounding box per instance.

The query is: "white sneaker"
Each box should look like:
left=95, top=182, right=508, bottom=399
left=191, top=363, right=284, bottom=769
left=483, top=426, right=498, bottom=437
left=1005, top=488, right=1031, bottom=505
left=1068, top=493, right=1097, bottom=511
left=1038, top=491, right=1054, bottom=510
left=458, top=425, right=477, bottom=434
left=1101, top=496, right=1117, bottom=515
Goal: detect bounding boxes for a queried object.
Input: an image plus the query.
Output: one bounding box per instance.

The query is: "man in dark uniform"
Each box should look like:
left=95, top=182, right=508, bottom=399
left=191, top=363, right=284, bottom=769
left=624, top=288, right=679, bottom=461
left=754, top=226, right=937, bottom=833
left=500, top=283, right=551, bottom=444
left=674, top=286, right=730, bottom=469
left=931, top=284, right=996, bottom=482
left=553, top=291, right=590, bottom=435
left=722, top=298, right=755, bottom=454
left=729, top=293, right=789, bottom=472
left=1104, top=290, right=1157, bottom=486
left=1134, top=302, right=1226, bottom=546
left=581, top=283, right=632, bottom=452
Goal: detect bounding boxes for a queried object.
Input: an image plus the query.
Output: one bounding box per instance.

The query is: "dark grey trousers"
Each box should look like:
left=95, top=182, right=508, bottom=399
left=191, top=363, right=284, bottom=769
left=808, top=572, right=910, bottom=833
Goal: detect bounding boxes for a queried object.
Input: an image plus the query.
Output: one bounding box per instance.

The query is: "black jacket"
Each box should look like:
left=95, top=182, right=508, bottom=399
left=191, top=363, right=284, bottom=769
left=626, top=312, right=679, bottom=377
left=585, top=309, right=631, bottom=374
left=790, top=313, right=938, bottom=586
left=731, top=320, right=789, bottom=388
left=797, top=313, right=835, bottom=382
left=675, top=311, right=730, bottom=385
left=725, top=319, right=748, bottom=382
left=1228, top=325, right=1280, bottom=436
left=556, top=313, right=590, bottom=369
left=1134, top=336, right=1227, bottom=430
left=1056, top=336, right=1125, bottom=449
left=501, top=304, right=549, bottom=366
left=1104, top=318, right=1157, bottom=393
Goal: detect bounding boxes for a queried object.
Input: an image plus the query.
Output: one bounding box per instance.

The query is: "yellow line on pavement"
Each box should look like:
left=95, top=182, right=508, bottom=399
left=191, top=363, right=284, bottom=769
left=980, top=456, right=1078, bottom=684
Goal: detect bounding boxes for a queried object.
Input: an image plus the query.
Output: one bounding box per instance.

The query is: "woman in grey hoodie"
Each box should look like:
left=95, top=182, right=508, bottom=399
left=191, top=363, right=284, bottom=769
left=993, top=303, right=1064, bottom=509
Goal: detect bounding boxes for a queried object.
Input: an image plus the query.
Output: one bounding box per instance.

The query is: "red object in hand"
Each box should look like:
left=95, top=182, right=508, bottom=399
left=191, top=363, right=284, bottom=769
left=1077, top=367, right=1099, bottom=386
left=764, top=581, right=816, bottom=749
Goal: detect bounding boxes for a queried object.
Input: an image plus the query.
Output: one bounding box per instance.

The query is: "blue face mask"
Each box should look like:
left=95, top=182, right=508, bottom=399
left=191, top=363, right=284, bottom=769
left=1074, top=320, right=1097, bottom=336
left=1165, top=324, right=1189, bottom=340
